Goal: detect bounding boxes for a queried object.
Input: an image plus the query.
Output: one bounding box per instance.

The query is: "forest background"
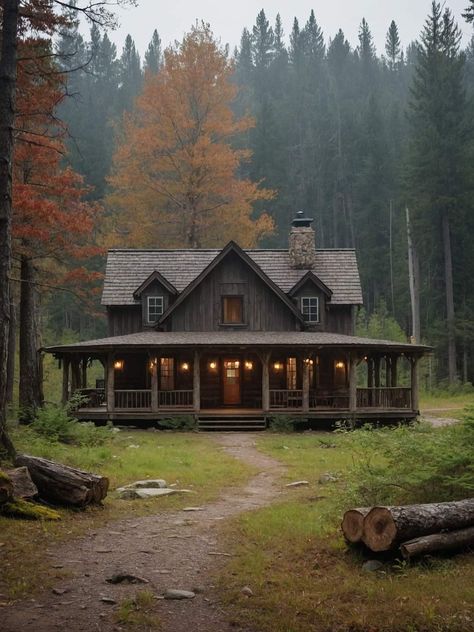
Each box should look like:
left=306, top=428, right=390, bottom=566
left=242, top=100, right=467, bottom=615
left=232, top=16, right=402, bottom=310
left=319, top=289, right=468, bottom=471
left=8, top=1, right=474, bottom=395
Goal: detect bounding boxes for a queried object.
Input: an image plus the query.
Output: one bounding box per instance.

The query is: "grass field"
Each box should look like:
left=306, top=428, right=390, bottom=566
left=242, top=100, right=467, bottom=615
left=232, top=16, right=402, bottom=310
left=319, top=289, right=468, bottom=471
left=0, top=428, right=255, bottom=600
left=419, top=391, right=474, bottom=420
left=218, top=431, right=474, bottom=632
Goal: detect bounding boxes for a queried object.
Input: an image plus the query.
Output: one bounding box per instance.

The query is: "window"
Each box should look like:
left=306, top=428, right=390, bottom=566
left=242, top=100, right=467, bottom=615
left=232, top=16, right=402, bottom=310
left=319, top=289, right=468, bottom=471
left=286, top=357, right=297, bottom=390
left=222, top=296, right=243, bottom=324
left=147, top=296, right=164, bottom=323
left=301, top=297, right=319, bottom=323
left=160, top=357, right=174, bottom=390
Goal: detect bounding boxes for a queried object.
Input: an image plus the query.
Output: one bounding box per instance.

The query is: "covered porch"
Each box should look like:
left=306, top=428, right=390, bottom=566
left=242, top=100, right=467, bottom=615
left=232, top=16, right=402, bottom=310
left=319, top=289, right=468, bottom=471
left=46, top=331, right=428, bottom=424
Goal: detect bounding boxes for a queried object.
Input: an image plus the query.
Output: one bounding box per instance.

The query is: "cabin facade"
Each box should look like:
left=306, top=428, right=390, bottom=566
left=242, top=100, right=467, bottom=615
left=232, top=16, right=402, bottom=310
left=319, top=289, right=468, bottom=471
left=46, top=213, right=428, bottom=428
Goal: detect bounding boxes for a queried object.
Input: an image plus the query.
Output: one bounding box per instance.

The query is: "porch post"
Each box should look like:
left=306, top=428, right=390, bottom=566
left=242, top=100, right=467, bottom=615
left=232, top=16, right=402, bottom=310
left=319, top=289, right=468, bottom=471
left=81, top=356, right=87, bottom=389
left=391, top=355, right=398, bottom=387
left=261, top=351, right=270, bottom=412
left=70, top=357, right=81, bottom=394
left=193, top=350, right=201, bottom=413
left=374, top=355, right=381, bottom=406
left=349, top=354, right=357, bottom=413
left=302, top=357, right=310, bottom=413
left=385, top=355, right=392, bottom=387
left=62, top=356, right=70, bottom=405
left=107, top=353, right=115, bottom=413
left=410, top=355, right=419, bottom=413
left=150, top=355, right=159, bottom=412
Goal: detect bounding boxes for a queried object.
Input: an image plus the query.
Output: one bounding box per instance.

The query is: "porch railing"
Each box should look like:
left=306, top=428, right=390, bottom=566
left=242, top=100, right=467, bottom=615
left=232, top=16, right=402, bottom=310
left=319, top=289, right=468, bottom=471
left=115, top=389, right=151, bottom=409
left=310, top=391, right=349, bottom=409
left=159, top=390, right=193, bottom=408
left=357, top=387, right=412, bottom=409
left=270, top=389, right=303, bottom=408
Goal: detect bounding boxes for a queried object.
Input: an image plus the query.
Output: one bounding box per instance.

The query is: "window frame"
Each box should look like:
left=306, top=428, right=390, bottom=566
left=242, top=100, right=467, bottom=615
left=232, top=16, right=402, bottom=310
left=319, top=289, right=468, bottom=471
left=221, top=295, right=244, bottom=325
left=147, top=295, right=164, bottom=324
left=301, top=296, right=320, bottom=323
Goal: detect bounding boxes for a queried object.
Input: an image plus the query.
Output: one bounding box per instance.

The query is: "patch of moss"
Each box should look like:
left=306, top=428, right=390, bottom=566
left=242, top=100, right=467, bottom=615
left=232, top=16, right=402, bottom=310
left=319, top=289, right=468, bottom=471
left=0, top=470, right=12, bottom=482
left=1, top=498, right=61, bottom=521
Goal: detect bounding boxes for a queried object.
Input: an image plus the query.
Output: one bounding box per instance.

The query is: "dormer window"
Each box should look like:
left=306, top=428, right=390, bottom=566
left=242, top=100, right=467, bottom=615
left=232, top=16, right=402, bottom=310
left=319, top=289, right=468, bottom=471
left=301, top=297, right=319, bottom=323
left=147, top=296, right=164, bottom=323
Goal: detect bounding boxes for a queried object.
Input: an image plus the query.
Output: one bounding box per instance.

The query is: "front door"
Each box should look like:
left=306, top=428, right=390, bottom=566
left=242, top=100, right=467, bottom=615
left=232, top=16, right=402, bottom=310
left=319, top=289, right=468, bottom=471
left=223, top=359, right=241, bottom=405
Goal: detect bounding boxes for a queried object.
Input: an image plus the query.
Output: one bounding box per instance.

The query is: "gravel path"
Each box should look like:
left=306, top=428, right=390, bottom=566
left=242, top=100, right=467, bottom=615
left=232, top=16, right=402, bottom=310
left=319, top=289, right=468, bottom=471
left=1, top=433, right=285, bottom=632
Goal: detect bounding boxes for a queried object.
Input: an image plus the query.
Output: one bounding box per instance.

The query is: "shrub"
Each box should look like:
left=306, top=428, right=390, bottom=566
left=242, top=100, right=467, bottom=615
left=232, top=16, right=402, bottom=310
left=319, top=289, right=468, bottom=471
left=268, top=415, right=295, bottom=432
left=158, top=415, right=197, bottom=431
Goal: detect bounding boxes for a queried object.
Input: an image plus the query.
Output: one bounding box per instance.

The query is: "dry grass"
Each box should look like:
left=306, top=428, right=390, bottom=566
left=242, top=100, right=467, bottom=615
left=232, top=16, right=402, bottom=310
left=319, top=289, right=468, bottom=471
left=218, top=432, right=474, bottom=632
left=115, top=590, right=160, bottom=629
left=420, top=391, right=474, bottom=420
left=0, top=428, right=254, bottom=600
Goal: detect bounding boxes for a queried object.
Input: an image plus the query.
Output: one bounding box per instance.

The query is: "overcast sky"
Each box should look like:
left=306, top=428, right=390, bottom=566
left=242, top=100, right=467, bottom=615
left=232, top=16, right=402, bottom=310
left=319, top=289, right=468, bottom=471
left=99, top=0, right=473, bottom=56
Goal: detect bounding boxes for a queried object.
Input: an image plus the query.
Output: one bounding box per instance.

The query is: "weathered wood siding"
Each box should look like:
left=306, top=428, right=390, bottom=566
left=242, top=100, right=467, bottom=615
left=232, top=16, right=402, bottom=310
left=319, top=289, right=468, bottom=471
left=108, top=306, right=142, bottom=336
left=326, top=305, right=354, bottom=335
left=169, top=251, right=300, bottom=332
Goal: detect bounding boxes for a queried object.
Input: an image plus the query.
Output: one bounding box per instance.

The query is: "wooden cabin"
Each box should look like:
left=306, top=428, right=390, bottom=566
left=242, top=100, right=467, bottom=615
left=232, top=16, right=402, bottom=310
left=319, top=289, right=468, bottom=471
left=46, top=212, right=429, bottom=429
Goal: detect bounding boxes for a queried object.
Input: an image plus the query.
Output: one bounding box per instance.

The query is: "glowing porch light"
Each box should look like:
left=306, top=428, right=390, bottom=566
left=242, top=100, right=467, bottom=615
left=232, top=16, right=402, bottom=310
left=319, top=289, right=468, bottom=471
left=273, top=362, right=283, bottom=371
left=114, top=360, right=124, bottom=370
left=245, top=361, right=253, bottom=370
left=304, top=358, right=314, bottom=365
left=209, top=361, right=217, bottom=370
left=181, top=362, right=190, bottom=371
left=335, top=361, right=345, bottom=369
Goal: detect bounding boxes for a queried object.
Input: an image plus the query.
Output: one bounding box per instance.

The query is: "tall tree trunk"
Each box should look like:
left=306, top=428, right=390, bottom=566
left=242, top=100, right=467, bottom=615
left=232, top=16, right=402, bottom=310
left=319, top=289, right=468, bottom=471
left=19, top=255, right=43, bottom=422
left=406, top=207, right=421, bottom=343
left=0, top=0, right=20, bottom=457
left=442, top=213, right=457, bottom=384
left=6, top=296, right=16, bottom=404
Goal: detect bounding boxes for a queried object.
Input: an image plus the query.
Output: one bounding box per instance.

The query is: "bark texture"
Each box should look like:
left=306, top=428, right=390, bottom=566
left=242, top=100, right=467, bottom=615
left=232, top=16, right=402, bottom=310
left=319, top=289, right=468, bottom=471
left=15, top=454, right=109, bottom=507
left=0, top=0, right=20, bottom=458
left=341, top=507, right=371, bottom=543
left=363, top=499, right=474, bottom=552
left=400, top=526, right=474, bottom=559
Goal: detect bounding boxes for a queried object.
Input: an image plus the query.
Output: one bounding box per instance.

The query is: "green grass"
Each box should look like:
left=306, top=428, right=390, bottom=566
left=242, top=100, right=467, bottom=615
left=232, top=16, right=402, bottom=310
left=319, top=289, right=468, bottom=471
left=218, top=431, right=474, bottom=632
left=0, top=427, right=255, bottom=600
left=420, top=391, right=474, bottom=419
left=115, top=590, right=159, bottom=629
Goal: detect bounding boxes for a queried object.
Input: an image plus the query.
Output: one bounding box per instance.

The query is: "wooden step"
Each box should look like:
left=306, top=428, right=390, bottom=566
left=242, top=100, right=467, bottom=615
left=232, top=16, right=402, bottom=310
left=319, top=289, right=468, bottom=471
left=197, top=416, right=267, bottom=431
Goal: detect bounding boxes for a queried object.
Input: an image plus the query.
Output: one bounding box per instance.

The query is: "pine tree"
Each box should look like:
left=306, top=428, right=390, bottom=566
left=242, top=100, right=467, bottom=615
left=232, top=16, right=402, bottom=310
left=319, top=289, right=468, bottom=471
left=302, top=9, right=325, bottom=62
left=251, top=9, right=274, bottom=69
left=385, top=20, right=401, bottom=69
left=463, top=1, right=474, bottom=23
left=118, top=34, right=142, bottom=112
left=144, top=29, right=162, bottom=74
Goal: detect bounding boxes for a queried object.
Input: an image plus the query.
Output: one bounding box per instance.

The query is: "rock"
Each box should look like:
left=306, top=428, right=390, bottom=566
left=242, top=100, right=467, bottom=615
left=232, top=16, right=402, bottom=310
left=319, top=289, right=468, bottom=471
left=241, top=586, right=253, bottom=597
left=119, top=479, right=167, bottom=490
left=318, top=473, right=339, bottom=484
left=164, top=589, right=195, bottom=600
left=5, top=467, right=38, bottom=499
left=117, top=488, right=176, bottom=500
left=101, top=597, right=117, bottom=604
left=106, top=573, right=148, bottom=584
left=52, top=587, right=69, bottom=595
left=127, top=444, right=140, bottom=449
left=362, top=560, right=384, bottom=572
left=182, top=507, right=203, bottom=512
left=285, top=480, right=309, bottom=488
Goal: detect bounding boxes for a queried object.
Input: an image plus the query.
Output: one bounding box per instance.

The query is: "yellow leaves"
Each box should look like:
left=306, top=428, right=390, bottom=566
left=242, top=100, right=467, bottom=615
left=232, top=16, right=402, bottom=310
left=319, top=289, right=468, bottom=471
left=107, top=24, right=274, bottom=249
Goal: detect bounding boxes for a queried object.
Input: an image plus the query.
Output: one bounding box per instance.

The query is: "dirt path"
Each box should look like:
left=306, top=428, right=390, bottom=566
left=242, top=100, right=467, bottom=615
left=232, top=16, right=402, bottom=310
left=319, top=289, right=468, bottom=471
left=1, top=433, right=285, bottom=632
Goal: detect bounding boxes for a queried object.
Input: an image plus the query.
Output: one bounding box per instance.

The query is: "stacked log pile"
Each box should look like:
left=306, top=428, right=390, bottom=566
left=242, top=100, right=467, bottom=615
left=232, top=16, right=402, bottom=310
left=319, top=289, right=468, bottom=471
left=342, top=499, right=474, bottom=559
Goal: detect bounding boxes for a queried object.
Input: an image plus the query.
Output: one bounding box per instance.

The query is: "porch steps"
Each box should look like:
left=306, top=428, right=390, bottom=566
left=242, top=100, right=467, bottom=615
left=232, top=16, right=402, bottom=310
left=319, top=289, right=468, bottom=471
left=197, top=415, right=267, bottom=431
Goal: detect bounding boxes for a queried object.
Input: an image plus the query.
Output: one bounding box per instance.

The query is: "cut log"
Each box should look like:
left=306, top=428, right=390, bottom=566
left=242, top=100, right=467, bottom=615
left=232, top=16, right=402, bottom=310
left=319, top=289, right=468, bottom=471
left=400, top=526, right=474, bottom=560
left=0, top=471, right=13, bottom=504
left=5, top=467, right=38, bottom=498
left=363, top=499, right=474, bottom=552
left=341, top=508, right=371, bottom=543
left=14, top=454, right=109, bottom=508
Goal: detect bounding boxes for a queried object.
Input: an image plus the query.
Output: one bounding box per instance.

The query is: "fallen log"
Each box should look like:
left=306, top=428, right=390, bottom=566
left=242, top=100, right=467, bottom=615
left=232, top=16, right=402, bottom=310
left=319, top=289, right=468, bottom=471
left=400, top=526, right=474, bottom=560
left=341, top=508, right=371, bottom=543
left=5, top=467, right=38, bottom=499
left=14, top=454, right=109, bottom=508
left=363, top=499, right=474, bottom=552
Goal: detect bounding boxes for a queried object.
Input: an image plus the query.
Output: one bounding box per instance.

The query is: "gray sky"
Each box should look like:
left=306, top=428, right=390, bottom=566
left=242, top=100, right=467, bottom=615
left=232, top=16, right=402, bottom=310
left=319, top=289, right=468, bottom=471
left=101, top=0, right=473, bottom=56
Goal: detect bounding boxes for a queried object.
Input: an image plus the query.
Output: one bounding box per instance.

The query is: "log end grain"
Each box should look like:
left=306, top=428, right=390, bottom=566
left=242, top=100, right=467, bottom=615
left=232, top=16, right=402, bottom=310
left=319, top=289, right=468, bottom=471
left=341, top=508, right=370, bottom=543
left=362, top=506, right=398, bottom=552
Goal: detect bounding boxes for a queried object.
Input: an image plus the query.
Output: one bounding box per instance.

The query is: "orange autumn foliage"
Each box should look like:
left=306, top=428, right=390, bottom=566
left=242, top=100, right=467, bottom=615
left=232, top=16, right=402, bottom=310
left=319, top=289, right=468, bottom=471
left=107, top=24, right=274, bottom=249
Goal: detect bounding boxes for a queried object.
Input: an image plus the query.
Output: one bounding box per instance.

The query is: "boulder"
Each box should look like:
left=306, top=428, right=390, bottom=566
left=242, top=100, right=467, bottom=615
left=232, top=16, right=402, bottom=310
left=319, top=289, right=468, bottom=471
left=5, top=467, right=38, bottom=499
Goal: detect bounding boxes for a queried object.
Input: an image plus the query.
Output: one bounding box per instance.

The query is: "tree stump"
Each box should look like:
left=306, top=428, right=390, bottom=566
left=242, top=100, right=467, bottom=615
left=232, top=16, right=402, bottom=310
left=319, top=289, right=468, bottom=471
left=362, top=499, right=474, bottom=552
left=15, top=454, right=109, bottom=507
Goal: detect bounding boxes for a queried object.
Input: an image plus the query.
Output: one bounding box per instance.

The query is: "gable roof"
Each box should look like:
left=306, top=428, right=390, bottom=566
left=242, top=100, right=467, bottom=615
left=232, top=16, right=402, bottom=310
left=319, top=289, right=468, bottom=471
left=102, top=247, right=362, bottom=306
left=133, top=270, right=177, bottom=299
left=288, top=270, right=333, bottom=298
left=157, top=241, right=304, bottom=326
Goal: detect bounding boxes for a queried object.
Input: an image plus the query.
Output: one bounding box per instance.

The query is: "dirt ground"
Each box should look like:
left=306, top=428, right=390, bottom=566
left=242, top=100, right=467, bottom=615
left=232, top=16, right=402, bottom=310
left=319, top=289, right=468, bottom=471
left=1, top=433, right=285, bottom=632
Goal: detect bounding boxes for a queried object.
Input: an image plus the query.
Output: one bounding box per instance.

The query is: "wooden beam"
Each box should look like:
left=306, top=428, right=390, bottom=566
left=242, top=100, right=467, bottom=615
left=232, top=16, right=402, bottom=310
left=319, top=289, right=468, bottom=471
left=62, top=356, right=70, bottom=405
left=410, top=356, right=419, bottom=413
left=261, top=351, right=271, bottom=412
left=151, top=355, right=159, bottom=412
left=302, top=357, right=310, bottom=412
left=193, top=350, right=201, bottom=413
left=107, top=353, right=115, bottom=413
left=349, top=354, right=357, bottom=412
left=81, top=356, right=87, bottom=389
left=391, top=355, right=398, bottom=388
left=385, top=355, right=392, bottom=388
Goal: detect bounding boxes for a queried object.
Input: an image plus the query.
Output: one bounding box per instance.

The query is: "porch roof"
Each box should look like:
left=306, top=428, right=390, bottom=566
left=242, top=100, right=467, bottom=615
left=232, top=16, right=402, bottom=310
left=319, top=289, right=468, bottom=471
left=44, top=331, right=430, bottom=355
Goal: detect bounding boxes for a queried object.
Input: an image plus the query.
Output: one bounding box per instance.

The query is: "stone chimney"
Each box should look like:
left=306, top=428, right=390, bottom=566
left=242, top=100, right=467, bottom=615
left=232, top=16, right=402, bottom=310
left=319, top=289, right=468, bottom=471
left=288, top=211, right=316, bottom=269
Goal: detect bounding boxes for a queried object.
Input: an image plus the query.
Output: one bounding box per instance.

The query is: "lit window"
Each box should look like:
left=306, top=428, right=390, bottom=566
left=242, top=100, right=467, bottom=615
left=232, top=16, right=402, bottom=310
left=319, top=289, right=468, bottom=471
left=147, top=296, right=164, bottom=323
left=286, top=357, right=297, bottom=389
left=222, top=296, right=243, bottom=324
left=301, top=297, right=319, bottom=323
left=160, top=357, right=174, bottom=391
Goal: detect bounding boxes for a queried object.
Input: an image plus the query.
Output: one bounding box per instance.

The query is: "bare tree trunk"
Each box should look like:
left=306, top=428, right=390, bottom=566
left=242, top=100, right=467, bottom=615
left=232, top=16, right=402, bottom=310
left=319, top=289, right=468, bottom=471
left=406, top=207, right=421, bottom=343
left=442, top=213, right=457, bottom=384
left=0, top=0, right=20, bottom=458
left=19, top=255, right=43, bottom=422
left=6, top=296, right=16, bottom=404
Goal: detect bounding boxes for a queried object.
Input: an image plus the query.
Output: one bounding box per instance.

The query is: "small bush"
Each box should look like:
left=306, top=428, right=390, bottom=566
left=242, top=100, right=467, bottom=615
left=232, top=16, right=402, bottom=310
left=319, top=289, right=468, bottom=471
left=30, top=395, right=112, bottom=447
left=268, top=415, right=295, bottom=432
left=158, top=415, right=197, bottom=431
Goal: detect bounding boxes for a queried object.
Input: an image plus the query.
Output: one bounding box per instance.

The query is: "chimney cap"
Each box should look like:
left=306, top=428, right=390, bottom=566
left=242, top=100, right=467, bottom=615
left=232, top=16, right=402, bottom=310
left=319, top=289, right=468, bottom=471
left=292, top=210, right=313, bottom=228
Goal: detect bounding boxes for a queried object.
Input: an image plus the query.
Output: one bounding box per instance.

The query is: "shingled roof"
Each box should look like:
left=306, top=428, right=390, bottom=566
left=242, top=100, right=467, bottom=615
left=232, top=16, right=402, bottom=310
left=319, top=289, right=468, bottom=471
left=102, top=248, right=363, bottom=306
